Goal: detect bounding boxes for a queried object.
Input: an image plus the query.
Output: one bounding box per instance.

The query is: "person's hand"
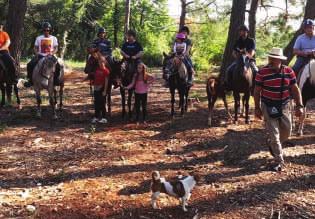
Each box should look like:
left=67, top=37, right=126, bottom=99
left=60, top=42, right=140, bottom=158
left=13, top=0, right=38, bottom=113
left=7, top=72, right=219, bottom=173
left=125, top=55, right=130, bottom=59
left=102, top=91, right=107, bottom=96
left=295, top=106, right=304, bottom=118
left=131, top=56, right=137, bottom=60
left=255, top=107, right=263, bottom=120
left=123, top=86, right=128, bottom=90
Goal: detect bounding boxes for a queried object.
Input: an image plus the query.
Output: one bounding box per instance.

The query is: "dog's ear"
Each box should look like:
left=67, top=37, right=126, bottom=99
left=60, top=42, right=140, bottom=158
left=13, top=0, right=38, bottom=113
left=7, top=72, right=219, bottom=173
left=152, top=171, right=160, bottom=181
left=189, top=172, right=201, bottom=182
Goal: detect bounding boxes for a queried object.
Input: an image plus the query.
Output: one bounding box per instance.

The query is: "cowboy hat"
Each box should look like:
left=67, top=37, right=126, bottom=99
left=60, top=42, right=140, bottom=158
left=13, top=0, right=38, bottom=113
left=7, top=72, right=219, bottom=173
left=267, top=47, right=287, bottom=60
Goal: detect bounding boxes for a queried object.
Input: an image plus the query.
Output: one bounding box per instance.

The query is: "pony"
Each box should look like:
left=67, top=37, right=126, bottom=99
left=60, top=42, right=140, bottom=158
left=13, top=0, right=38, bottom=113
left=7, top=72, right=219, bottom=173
left=229, top=51, right=253, bottom=124
left=0, top=57, right=20, bottom=108
left=297, top=58, right=315, bottom=136
left=206, top=76, right=232, bottom=126
left=31, top=55, right=64, bottom=119
left=163, top=53, right=190, bottom=117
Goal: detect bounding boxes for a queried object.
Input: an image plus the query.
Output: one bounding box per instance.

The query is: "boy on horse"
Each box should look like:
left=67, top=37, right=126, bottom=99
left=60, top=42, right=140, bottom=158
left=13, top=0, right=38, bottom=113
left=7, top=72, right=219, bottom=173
left=0, top=21, right=17, bottom=83
left=25, top=22, right=60, bottom=87
left=120, top=30, right=144, bottom=74
left=224, top=25, right=258, bottom=90
left=91, top=27, right=113, bottom=67
left=292, top=19, right=315, bottom=75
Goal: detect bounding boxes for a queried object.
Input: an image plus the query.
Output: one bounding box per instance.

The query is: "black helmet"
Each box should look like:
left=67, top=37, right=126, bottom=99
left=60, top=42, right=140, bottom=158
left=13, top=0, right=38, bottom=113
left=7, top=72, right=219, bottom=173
left=98, top=27, right=106, bottom=35
left=239, top=25, right=249, bottom=32
left=303, top=19, right=315, bottom=27
left=42, top=22, right=52, bottom=31
left=127, top=29, right=136, bottom=37
left=180, top=25, right=190, bottom=35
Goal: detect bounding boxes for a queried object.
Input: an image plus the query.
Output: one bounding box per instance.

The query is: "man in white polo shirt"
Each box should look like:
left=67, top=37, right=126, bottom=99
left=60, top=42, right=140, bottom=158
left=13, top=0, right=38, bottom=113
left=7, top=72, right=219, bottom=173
left=292, top=19, right=315, bottom=75
left=25, top=22, right=59, bottom=87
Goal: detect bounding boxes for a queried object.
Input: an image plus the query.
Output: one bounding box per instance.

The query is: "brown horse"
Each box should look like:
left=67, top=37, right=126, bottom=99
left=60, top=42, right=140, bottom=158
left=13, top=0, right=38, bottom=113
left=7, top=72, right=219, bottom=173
left=206, top=76, right=232, bottom=126
left=0, top=58, right=20, bottom=108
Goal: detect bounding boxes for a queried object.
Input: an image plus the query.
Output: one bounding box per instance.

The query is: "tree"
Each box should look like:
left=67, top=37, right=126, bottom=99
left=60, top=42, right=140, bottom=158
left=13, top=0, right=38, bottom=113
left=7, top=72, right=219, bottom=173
left=179, top=0, right=194, bottom=30
left=124, top=0, right=131, bottom=35
left=248, top=0, right=259, bottom=39
left=6, top=0, right=27, bottom=70
left=220, top=0, right=247, bottom=76
left=283, top=0, right=315, bottom=64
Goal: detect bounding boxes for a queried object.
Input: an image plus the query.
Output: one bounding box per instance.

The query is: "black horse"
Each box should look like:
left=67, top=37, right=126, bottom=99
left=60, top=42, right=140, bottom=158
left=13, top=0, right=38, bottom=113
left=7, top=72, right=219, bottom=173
left=0, top=58, right=20, bottom=108
left=230, top=52, right=253, bottom=124
left=120, top=58, right=137, bottom=120
left=163, top=53, right=190, bottom=117
left=84, top=54, right=122, bottom=118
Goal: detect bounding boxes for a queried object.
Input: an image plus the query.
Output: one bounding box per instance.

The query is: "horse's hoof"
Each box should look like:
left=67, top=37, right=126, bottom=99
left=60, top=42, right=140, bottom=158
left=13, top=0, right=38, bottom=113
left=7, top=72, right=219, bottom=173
left=36, top=112, right=42, bottom=118
left=245, top=120, right=250, bottom=124
left=53, top=115, right=58, bottom=120
left=17, top=104, right=23, bottom=110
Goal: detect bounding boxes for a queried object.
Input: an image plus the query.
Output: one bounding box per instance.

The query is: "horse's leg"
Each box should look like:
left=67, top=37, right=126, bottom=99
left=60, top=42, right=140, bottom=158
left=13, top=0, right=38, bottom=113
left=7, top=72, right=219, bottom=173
left=5, top=85, right=12, bottom=105
left=241, top=95, right=245, bottom=117
left=128, top=89, right=133, bottom=120
left=35, top=88, right=42, bottom=118
left=297, top=107, right=306, bottom=136
left=0, top=83, right=5, bottom=107
left=233, top=92, right=240, bottom=124
left=208, top=95, right=217, bottom=127
left=179, top=88, right=185, bottom=116
left=13, top=84, right=21, bottom=108
left=59, top=83, right=64, bottom=110
left=244, top=92, right=250, bottom=124
left=107, top=85, right=112, bottom=118
left=185, top=87, right=189, bottom=112
left=54, top=87, right=57, bottom=107
left=120, top=86, right=126, bottom=119
left=171, top=87, right=175, bottom=118
left=223, top=94, right=232, bottom=121
left=48, top=86, right=57, bottom=120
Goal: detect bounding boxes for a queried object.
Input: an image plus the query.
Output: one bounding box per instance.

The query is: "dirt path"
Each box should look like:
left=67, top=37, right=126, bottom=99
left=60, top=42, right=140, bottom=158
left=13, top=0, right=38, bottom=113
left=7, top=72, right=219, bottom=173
left=0, top=69, right=314, bottom=219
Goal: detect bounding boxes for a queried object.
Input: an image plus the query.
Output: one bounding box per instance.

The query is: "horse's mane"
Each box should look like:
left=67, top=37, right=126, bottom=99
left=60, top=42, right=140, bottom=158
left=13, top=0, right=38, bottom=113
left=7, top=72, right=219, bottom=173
left=309, top=59, right=315, bottom=85
left=34, top=56, right=57, bottom=78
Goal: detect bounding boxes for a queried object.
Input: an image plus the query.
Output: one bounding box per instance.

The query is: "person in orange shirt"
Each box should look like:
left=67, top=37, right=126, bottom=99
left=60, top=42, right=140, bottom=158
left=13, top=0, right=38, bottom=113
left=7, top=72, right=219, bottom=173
left=0, top=22, right=17, bottom=83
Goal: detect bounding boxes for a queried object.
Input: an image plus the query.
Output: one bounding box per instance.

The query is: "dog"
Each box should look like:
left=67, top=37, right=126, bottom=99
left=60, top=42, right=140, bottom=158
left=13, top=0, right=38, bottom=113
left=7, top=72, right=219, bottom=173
left=150, top=171, right=199, bottom=212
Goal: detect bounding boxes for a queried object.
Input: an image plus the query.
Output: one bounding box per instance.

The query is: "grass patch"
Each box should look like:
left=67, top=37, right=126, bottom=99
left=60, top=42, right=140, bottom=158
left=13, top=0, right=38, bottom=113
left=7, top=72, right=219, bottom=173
left=65, top=60, right=86, bottom=70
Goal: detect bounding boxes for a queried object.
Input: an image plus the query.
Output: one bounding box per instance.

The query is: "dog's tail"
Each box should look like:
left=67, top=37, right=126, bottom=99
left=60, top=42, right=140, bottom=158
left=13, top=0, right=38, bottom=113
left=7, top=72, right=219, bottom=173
left=152, top=171, right=161, bottom=182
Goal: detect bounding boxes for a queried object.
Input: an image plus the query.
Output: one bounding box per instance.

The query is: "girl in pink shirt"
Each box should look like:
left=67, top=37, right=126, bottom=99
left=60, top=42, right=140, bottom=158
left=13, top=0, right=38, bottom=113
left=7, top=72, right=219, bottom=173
left=125, top=62, right=154, bottom=123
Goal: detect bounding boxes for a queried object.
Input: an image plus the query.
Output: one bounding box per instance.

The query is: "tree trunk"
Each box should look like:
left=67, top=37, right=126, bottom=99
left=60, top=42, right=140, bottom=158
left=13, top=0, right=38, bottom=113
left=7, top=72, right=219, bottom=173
left=179, top=0, right=187, bottom=31
left=60, top=30, right=68, bottom=60
left=124, top=0, right=131, bottom=36
left=6, top=0, right=27, bottom=71
left=113, top=0, right=119, bottom=47
left=248, top=0, right=259, bottom=39
left=283, top=0, right=315, bottom=64
left=220, top=0, right=247, bottom=76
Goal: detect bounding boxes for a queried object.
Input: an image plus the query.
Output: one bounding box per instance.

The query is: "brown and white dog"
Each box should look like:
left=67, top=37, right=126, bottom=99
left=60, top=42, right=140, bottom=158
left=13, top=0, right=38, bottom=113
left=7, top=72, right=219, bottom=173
left=150, top=171, right=199, bottom=212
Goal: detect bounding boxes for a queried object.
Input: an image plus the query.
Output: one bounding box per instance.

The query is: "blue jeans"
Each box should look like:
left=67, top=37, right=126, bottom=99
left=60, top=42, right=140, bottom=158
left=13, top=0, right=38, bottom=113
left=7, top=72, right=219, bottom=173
left=292, top=56, right=310, bottom=75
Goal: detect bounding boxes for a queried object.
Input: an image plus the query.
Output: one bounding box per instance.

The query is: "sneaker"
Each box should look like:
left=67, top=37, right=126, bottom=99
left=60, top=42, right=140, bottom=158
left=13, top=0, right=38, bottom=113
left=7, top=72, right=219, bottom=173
left=91, top=117, right=98, bottom=124
left=98, top=118, right=108, bottom=124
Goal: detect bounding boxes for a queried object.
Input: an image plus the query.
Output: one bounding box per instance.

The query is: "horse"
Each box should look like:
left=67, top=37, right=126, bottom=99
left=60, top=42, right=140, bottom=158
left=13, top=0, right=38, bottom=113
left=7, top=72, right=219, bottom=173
left=31, top=55, right=64, bottom=119
left=0, top=57, right=21, bottom=108
left=84, top=53, right=122, bottom=118
left=229, top=52, right=253, bottom=124
left=297, top=58, right=315, bottom=136
left=206, top=76, right=232, bottom=126
left=163, top=53, right=190, bottom=117
left=120, top=58, right=137, bottom=120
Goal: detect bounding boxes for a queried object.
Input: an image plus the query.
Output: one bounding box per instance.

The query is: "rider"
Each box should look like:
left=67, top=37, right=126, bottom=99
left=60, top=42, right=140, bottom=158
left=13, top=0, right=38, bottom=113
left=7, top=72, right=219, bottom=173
left=292, top=19, right=315, bottom=75
left=224, top=25, right=258, bottom=89
left=179, top=25, right=195, bottom=86
left=91, top=27, right=113, bottom=67
left=0, top=21, right=17, bottom=83
left=25, top=22, right=59, bottom=87
left=120, top=30, right=144, bottom=74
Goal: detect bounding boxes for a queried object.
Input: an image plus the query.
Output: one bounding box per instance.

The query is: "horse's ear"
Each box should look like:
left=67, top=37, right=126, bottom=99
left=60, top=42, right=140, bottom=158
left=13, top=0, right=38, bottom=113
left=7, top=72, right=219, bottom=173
left=163, top=52, right=168, bottom=58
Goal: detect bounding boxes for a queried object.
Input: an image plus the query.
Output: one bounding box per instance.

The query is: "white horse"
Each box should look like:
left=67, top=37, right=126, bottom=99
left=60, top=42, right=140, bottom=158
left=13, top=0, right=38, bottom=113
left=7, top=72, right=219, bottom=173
left=297, top=59, right=315, bottom=136
left=32, top=55, right=64, bottom=119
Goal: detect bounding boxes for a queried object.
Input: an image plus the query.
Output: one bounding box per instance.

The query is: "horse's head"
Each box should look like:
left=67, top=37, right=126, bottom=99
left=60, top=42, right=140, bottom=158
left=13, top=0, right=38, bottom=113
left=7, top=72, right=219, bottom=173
left=43, top=55, right=58, bottom=72
left=162, top=52, right=175, bottom=76
left=236, top=54, right=252, bottom=78
left=111, top=57, right=124, bottom=87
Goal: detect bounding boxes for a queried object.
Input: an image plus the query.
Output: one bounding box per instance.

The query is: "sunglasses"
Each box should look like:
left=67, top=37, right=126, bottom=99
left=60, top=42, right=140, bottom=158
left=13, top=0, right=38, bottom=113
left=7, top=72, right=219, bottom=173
left=44, top=29, right=50, bottom=32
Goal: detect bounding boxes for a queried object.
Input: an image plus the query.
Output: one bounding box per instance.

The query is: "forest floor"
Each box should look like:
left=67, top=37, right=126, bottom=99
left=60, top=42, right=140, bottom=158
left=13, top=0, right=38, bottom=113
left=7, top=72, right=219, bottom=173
left=0, top=68, right=314, bottom=219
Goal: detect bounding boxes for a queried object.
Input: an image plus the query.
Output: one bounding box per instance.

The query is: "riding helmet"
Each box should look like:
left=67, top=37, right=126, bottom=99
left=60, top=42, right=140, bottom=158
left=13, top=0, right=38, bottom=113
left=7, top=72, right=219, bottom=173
left=176, top=33, right=186, bottom=40
left=42, top=22, right=52, bottom=30
left=98, top=27, right=106, bottom=34
left=303, top=19, right=315, bottom=27
left=239, top=25, right=249, bottom=32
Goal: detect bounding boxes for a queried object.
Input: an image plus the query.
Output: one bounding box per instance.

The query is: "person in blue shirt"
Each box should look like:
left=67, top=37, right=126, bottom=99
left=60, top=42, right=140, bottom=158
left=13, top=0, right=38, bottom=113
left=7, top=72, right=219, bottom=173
left=91, top=27, right=113, bottom=66
left=292, top=19, right=315, bottom=75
